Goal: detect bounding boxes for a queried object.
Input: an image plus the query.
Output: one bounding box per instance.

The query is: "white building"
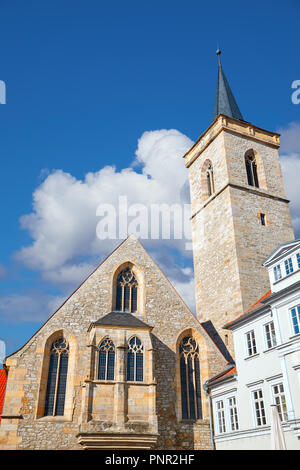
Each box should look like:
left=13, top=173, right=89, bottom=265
left=205, top=239, right=300, bottom=450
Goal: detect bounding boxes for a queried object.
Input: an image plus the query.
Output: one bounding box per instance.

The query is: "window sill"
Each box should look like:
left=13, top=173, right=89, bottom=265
left=244, top=353, right=260, bottom=361
left=273, top=268, right=299, bottom=286
left=263, top=345, right=278, bottom=354
left=36, top=416, right=72, bottom=422
left=88, top=379, right=148, bottom=385
left=90, top=379, right=117, bottom=384
left=289, top=333, right=300, bottom=341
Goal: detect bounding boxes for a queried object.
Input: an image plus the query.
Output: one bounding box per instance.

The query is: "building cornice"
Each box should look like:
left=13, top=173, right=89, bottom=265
left=191, top=182, right=289, bottom=220
left=184, top=114, right=280, bottom=169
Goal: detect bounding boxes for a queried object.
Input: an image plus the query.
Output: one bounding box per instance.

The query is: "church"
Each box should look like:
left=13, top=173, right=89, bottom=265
left=0, top=52, right=295, bottom=450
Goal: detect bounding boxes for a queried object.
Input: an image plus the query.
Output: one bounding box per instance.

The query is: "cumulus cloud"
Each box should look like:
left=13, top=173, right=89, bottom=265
left=278, top=122, right=300, bottom=154
left=15, top=129, right=194, bottom=306
left=169, top=271, right=196, bottom=313
left=0, top=293, right=65, bottom=324
left=280, top=153, right=300, bottom=235
left=42, top=262, right=95, bottom=284
left=12, top=123, right=299, bottom=318
left=279, top=122, right=300, bottom=237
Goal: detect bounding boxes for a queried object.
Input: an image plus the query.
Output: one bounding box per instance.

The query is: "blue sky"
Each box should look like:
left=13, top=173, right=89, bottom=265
left=0, top=0, right=300, bottom=356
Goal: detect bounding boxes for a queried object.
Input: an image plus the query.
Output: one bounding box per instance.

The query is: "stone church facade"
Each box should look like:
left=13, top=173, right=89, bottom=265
left=0, top=235, right=230, bottom=450
left=0, top=53, right=295, bottom=450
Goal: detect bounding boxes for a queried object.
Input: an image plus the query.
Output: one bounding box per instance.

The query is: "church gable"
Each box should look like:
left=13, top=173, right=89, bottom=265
left=1, top=234, right=229, bottom=450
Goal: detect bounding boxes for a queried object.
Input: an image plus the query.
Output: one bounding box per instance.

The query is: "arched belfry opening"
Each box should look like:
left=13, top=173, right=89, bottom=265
left=245, top=149, right=259, bottom=188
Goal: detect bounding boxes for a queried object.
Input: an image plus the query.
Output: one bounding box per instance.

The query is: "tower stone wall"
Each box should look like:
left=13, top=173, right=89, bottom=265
left=185, top=115, right=294, bottom=353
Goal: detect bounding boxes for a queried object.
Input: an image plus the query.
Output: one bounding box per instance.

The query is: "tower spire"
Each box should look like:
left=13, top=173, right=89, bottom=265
left=212, top=49, right=244, bottom=122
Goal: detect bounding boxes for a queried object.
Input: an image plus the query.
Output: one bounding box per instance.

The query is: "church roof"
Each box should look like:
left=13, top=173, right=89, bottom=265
left=212, top=50, right=244, bottom=122
left=89, top=311, right=153, bottom=330
left=201, top=320, right=234, bottom=364
left=205, top=364, right=237, bottom=388
left=0, top=369, right=7, bottom=422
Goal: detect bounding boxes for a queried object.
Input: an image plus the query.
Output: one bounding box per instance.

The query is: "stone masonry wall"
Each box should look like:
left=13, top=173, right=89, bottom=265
left=186, top=117, right=294, bottom=355
left=0, top=235, right=227, bottom=450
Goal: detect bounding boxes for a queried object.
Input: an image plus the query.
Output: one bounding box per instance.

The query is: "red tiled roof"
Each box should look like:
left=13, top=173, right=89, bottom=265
left=221, top=366, right=237, bottom=378
left=223, top=289, right=272, bottom=327
left=207, top=365, right=237, bottom=385
left=0, top=369, right=7, bottom=422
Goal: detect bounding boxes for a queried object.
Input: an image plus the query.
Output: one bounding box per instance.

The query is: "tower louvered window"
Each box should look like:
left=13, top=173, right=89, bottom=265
left=127, top=336, right=144, bottom=382
left=116, top=268, right=138, bottom=313
left=245, top=151, right=259, bottom=188
left=97, top=338, right=115, bottom=380
left=44, top=337, right=69, bottom=416
left=180, top=336, right=202, bottom=420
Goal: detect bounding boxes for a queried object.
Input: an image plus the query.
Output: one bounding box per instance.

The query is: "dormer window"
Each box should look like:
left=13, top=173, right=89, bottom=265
left=273, top=265, right=282, bottom=282
left=284, top=258, right=294, bottom=276
left=297, top=253, right=300, bottom=269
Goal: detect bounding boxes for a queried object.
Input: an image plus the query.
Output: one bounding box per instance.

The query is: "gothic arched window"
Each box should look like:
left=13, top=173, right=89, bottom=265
left=201, top=160, right=215, bottom=200
left=245, top=151, right=259, bottom=188
left=206, top=162, right=215, bottom=197
left=116, top=267, right=138, bottom=313
left=97, top=338, right=115, bottom=380
left=44, top=337, right=69, bottom=416
left=127, top=336, right=144, bottom=382
left=180, top=336, right=202, bottom=420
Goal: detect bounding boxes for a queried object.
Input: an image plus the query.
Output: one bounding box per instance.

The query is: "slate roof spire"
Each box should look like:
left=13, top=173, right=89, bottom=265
left=212, top=49, right=244, bottom=122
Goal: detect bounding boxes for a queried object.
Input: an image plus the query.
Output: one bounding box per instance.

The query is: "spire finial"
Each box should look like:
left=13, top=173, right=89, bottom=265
left=216, top=48, right=221, bottom=67
left=212, top=50, right=244, bottom=122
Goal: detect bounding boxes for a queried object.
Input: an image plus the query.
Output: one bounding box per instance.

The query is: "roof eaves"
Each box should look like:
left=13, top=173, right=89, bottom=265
left=262, top=238, right=300, bottom=266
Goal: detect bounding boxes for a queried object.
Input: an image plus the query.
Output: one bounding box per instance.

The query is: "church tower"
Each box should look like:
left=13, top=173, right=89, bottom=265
left=185, top=51, right=294, bottom=353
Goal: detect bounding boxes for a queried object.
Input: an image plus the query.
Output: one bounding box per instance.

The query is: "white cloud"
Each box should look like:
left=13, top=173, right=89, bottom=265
left=278, top=122, right=300, bottom=154
left=280, top=153, right=300, bottom=236
left=169, top=275, right=196, bottom=313
left=279, top=121, right=300, bottom=238
left=42, top=262, right=96, bottom=284
left=13, top=123, right=300, bottom=319
left=0, top=293, right=64, bottom=324
left=15, top=129, right=194, bottom=301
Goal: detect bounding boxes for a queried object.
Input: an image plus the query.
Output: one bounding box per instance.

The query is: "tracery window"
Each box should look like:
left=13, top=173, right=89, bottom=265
left=206, top=162, right=215, bottom=197
left=116, top=267, right=138, bottom=313
left=44, top=337, right=69, bottom=416
left=97, top=338, right=115, bottom=380
left=245, top=150, right=259, bottom=188
left=180, top=336, right=202, bottom=420
left=127, top=336, right=144, bottom=382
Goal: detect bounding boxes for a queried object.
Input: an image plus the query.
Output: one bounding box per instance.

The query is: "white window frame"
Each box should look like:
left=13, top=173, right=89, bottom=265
left=284, top=257, right=294, bottom=275
left=251, top=388, right=267, bottom=427
left=227, top=396, right=239, bottom=432
left=215, top=400, right=226, bottom=434
left=271, top=382, right=288, bottom=422
left=245, top=330, right=257, bottom=357
left=273, top=264, right=282, bottom=282
left=290, top=305, right=300, bottom=336
left=263, top=321, right=277, bottom=349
